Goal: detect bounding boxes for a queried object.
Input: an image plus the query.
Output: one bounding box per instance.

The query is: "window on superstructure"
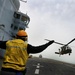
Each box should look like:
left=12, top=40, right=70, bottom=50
left=14, top=12, right=20, bottom=19
left=11, top=24, right=13, bottom=28
left=21, top=16, right=27, bottom=22
left=14, top=26, right=18, bottom=30
left=19, top=27, right=25, bottom=30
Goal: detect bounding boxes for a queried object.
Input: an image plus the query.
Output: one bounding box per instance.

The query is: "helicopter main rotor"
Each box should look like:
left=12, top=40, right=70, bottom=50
left=45, top=38, right=75, bottom=46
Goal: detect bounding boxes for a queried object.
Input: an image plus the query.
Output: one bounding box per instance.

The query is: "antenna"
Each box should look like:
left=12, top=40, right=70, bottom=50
left=20, top=0, right=27, bottom=3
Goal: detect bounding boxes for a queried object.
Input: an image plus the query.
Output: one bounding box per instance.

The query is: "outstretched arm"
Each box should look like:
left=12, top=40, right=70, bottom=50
left=27, top=40, right=54, bottom=54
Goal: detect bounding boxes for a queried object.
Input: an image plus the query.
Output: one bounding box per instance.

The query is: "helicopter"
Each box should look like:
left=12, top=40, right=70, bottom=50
left=55, top=45, right=72, bottom=56
left=45, top=38, right=75, bottom=56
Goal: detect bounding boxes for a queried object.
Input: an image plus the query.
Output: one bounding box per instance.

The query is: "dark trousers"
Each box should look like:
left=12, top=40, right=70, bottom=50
left=0, top=68, right=27, bottom=75
left=0, top=70, right=23, bottom=75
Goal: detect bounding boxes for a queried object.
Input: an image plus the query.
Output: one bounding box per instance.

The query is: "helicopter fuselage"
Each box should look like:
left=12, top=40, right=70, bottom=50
left=55, top=46, right=72, bottom=55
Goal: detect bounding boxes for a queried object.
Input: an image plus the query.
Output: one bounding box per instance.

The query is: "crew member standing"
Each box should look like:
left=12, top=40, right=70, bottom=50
left=0, top=30, right=54, bottom=75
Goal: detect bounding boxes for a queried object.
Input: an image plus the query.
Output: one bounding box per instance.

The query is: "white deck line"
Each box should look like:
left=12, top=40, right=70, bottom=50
left=35, top=69, right=39, bottom=74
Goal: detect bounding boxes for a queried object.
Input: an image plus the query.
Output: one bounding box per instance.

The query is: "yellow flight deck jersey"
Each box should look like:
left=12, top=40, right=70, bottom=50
left=2, top=39, right=29, bottom=71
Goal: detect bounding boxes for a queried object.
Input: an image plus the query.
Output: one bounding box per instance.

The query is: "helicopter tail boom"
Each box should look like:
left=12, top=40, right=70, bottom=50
left=55, top=52, right=60, bottom=54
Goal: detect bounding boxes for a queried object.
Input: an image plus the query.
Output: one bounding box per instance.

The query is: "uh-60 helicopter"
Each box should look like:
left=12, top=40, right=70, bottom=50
left=45, top=38, right=75, bottom=56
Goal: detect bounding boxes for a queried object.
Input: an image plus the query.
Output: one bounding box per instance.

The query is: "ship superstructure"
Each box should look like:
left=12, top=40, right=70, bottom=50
left=0, top=0, right=30, bottom=57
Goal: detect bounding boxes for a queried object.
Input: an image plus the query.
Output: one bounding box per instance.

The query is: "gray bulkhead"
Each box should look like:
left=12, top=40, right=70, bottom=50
left=0, top=0, right=20, bottom=57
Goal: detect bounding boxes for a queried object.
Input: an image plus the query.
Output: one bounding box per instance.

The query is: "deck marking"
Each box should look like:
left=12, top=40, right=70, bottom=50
left=34, top=63, right=44, bottom=74
left=37, top=65, right=40, bottom=68
left=35, top=69, right=39, bottom=74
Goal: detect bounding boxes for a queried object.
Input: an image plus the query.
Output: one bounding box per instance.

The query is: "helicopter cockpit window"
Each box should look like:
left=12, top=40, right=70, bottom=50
left=14, top=12, right=20, bottom=19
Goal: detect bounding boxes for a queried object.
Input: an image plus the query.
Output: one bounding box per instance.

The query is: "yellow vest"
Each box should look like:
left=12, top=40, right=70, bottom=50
left=2, top=39, right=29, bottom=71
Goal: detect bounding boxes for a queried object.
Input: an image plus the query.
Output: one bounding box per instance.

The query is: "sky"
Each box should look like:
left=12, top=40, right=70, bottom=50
left=19, top=0, right=75, bottom=64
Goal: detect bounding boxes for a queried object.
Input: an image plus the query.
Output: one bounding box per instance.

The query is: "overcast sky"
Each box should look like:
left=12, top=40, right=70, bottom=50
left=19, top=0, right=75, bottom=64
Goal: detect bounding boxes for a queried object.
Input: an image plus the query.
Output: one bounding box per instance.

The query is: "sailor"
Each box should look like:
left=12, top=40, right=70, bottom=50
left=0, top=30, right=54, bottom=75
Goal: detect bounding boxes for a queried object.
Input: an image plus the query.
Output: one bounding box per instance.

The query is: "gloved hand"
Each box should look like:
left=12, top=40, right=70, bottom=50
left=48, top=40, right=54, bottom=45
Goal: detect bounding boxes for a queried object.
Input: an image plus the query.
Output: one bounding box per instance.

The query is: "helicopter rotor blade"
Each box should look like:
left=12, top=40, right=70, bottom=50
left=45, top=39, right=64, bottom=45
left=45, top=38, right=75, bottom=46
left=65, top=38, right=75, bottom=46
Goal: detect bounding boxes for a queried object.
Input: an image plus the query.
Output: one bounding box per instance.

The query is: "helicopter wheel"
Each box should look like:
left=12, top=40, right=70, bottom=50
left=69, top=53, right=70, bottom=55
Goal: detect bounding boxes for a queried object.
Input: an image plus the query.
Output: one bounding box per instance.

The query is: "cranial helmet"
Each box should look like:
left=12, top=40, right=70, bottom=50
left=17, top=30, right=28, bottom=37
